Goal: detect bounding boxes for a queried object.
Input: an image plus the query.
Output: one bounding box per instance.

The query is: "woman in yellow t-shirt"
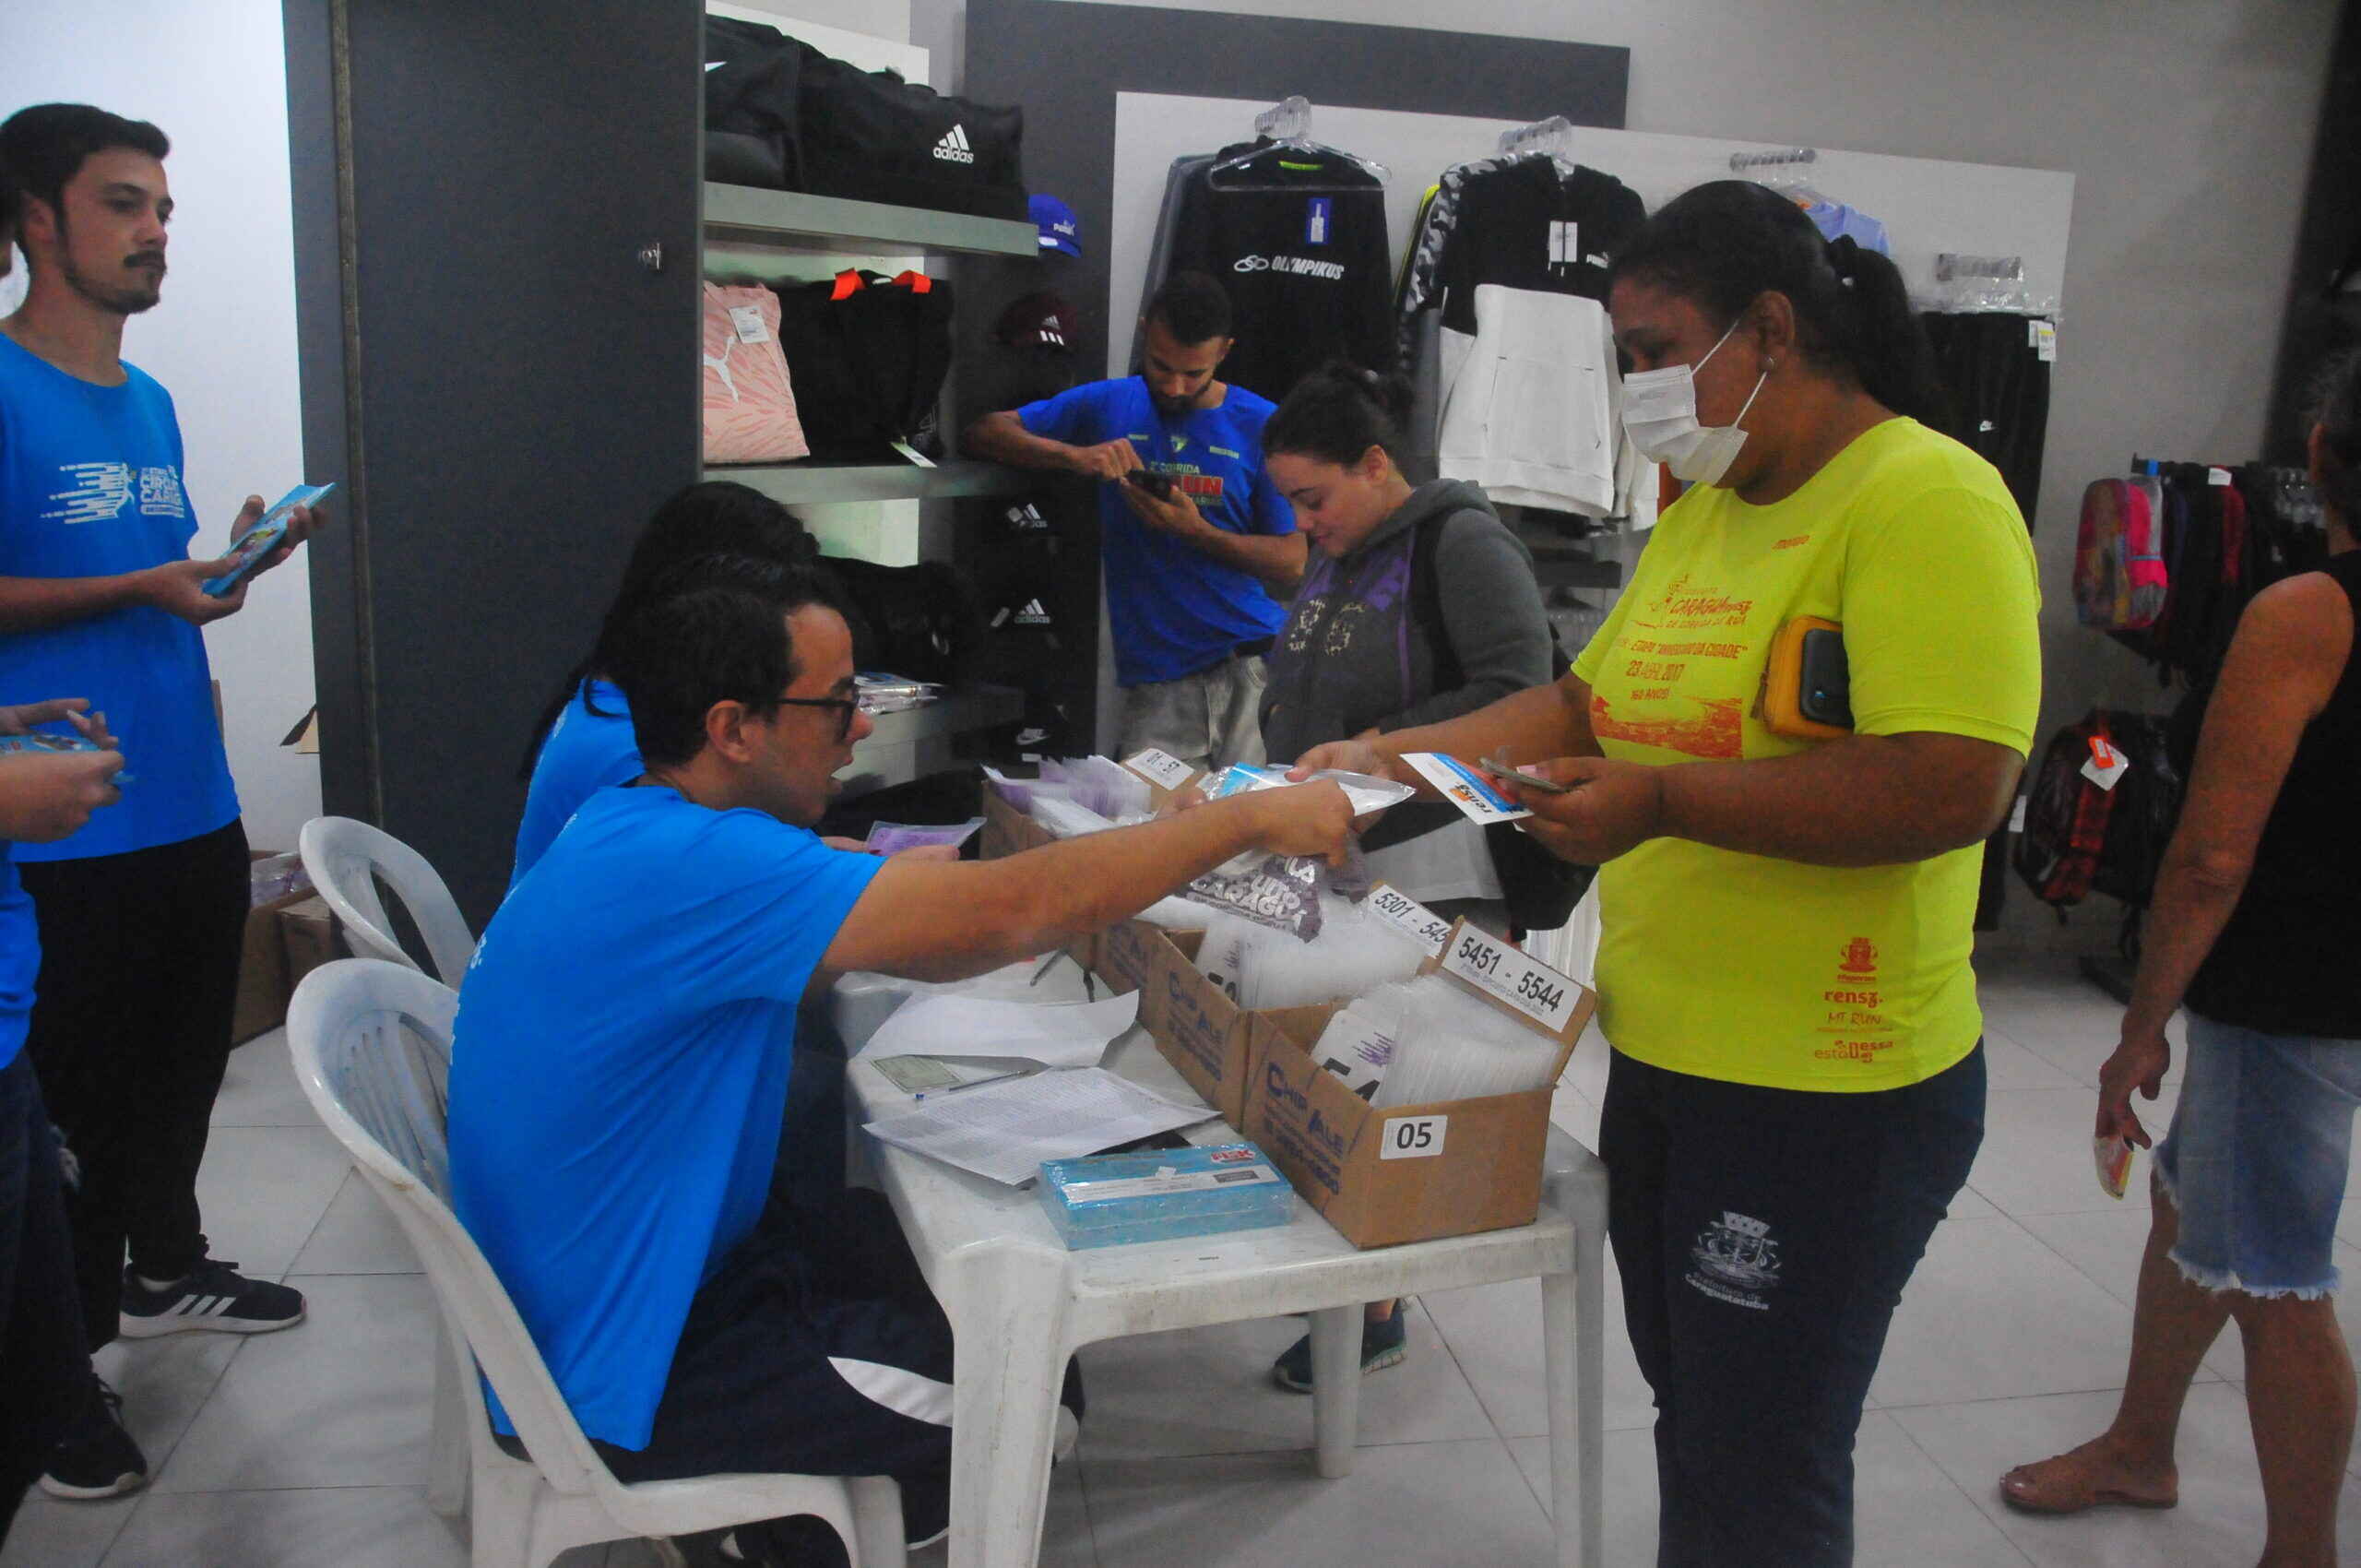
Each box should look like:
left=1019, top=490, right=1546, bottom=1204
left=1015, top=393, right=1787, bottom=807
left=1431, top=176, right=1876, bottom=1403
left=1296, top=181, right=2041, bottom=1566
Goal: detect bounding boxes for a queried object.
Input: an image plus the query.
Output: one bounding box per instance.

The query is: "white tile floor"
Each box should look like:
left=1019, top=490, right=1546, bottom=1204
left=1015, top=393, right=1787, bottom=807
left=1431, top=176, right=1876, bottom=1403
left=10, top=951, right=2361, bottom=1568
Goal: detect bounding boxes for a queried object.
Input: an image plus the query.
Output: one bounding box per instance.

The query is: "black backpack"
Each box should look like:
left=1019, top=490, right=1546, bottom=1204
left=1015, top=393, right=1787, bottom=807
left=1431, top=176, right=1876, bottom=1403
left=770, top=270, right=955, bottom=458
left=2090, top=711, right=2183, bottom=909
left=1403, top=515, right=1591, bottom=934
left=821, top=556, right=985, bottom=686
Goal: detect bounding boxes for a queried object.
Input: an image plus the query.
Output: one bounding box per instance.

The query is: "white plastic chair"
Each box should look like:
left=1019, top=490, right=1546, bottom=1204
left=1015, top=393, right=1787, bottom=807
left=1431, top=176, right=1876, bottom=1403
left=288, top=958, right=906, bottom=1568
left=298, top=816, right=479, bottom=986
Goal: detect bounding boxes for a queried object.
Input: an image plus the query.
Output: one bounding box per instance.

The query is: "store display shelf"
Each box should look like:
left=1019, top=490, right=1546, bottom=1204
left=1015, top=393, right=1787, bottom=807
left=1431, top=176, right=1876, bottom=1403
left=706, top=459, right=1038, bottom=505
left=856, top=684, right=1024, bottom=752
left=702, top=183, right=1039, bottom=258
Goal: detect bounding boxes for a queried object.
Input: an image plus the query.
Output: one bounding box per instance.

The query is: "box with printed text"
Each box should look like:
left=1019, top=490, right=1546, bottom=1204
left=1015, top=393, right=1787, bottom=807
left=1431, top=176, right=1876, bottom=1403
left=1240, top=918, right=1595, bottom=1248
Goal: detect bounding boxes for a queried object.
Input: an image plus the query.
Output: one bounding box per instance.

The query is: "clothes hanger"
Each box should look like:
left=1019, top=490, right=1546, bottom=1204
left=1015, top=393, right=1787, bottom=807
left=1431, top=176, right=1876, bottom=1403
left=1728, top=146, right=1829, bottom=208
left=1208, top=96, right=1389, bottom=185
left=1495, top=115, right=1580, bottom=176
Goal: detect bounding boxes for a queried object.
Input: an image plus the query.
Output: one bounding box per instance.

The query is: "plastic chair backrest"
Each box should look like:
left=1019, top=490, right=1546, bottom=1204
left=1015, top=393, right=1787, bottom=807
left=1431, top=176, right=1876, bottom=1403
left=287, top=959, right=611, bottom=1496
left=300, top=816, right=479, bottom=986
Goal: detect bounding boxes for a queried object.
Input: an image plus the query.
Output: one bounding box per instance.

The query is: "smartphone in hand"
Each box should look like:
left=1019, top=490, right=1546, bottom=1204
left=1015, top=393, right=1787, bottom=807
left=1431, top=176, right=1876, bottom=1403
left=1122, top=469, right=1175, bottom=500
left=203, top=482, right=335, bottom=598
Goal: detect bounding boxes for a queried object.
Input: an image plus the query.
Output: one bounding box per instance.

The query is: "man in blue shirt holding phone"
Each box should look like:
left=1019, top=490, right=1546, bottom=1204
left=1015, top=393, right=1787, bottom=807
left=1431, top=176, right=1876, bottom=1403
left=966, top=271, right=1304, bottom=770
left=0, top=103, right=323, bottom=1499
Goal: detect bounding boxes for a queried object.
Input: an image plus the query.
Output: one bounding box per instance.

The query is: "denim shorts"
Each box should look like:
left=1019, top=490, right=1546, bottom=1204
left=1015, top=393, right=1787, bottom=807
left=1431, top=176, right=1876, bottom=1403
left=2154, top=1010, right=2361, bottom=1298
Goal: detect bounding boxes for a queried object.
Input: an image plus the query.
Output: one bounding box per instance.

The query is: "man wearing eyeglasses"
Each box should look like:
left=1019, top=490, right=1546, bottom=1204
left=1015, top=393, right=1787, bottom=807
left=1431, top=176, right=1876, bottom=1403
left=445, top=565, right=1351, bottom=1562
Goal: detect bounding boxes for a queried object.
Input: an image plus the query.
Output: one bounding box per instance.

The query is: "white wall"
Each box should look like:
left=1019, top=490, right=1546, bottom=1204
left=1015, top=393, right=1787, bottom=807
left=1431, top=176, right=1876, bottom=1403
left=919, top=0, right=2340, bottom=948
left=1, top=0, right=319, bottom=851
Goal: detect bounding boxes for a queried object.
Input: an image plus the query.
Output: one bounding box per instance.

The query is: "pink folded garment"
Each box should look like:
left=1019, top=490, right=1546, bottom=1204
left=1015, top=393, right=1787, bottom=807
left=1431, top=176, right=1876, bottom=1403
left=701, top=282, right=809, bottom=463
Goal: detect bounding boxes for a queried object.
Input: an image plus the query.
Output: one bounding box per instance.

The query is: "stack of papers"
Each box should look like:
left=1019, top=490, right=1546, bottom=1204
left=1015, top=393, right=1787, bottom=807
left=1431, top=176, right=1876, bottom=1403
left=855, top=990, right=1138, bottom=1074
left=863, top=1068, right=1216, bottom=1185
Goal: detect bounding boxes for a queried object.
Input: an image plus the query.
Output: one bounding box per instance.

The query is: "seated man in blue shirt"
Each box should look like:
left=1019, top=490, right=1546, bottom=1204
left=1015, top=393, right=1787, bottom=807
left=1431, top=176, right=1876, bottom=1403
left=966, top=271, right=1305, bottom=770
left=447, top=565, right=1349, bottom=1557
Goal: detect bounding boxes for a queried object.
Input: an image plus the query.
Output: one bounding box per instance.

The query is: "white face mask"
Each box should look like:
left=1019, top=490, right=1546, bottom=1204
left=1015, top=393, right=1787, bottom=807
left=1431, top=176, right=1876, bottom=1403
left=1619, top=317, right=1768, bottom=488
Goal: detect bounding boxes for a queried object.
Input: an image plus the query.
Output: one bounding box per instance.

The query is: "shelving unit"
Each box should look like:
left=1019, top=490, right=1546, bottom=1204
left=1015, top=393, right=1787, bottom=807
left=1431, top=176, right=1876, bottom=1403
left=705, top=458, right=1040, bottom=506
left=845, top=684, right=1026, bottom=794
left=694, top=28, right=1038, bottom=791
left=702, top=183, right=1038, bottom=258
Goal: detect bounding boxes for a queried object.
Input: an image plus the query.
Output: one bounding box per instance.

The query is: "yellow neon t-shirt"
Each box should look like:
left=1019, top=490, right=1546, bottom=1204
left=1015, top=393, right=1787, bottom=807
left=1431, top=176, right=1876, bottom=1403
left=1570, top=418, right=2041, bottom=1091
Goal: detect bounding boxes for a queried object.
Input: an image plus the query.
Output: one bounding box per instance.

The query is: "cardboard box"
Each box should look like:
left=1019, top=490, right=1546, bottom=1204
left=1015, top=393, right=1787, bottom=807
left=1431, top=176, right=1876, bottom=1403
left=1240, top=920, right=1596, bottom=1249
left=232, top=850, right=314, bottom=1043
left=1096, top=921, right=1262, bottom=1124
left=280, top=896, right=342, bottom=996
left=976, top=784, right=1097, bottom=974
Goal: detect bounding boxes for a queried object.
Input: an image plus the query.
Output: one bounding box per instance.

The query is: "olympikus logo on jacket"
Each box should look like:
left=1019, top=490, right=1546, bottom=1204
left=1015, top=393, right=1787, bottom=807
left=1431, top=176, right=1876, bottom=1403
left=1231, top=255, right=1346, bottom=280
left=931, top=125, right=975, bottom=163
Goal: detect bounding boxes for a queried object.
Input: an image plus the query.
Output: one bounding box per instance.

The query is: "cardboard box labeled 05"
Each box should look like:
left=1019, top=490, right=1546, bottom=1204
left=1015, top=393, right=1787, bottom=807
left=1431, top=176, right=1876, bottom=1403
left=1242, top=918, right=1595, bottom=1249
left=1097, top=882, right=1458, bottom=1130
left=976, top=783, right=1097, bottom=974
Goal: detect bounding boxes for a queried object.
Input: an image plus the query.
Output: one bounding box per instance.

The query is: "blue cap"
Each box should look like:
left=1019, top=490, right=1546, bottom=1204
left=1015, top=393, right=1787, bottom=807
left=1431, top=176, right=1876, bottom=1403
left=1030, top=194, right=1081, bottom=258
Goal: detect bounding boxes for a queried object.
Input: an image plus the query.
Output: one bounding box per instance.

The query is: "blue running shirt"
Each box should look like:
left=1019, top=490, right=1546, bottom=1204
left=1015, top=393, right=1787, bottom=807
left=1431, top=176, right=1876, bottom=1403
left=0, top=334, right=237, bottom=860
left=509, top=680, right=639, bottom=890
left=448, top=785, right=882, bottom=1447
left=1016, top=378, right=1293, bottom=686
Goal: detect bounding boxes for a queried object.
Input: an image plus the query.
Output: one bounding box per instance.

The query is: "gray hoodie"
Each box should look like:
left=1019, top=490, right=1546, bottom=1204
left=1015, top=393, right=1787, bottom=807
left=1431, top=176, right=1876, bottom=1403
left=1258, top=478, right=1554, bottom=766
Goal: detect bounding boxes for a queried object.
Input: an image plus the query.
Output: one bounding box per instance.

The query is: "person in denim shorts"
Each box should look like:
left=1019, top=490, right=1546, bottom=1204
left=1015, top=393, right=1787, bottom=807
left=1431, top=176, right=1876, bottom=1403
left=2001, top=348, right=2361, bottom=1568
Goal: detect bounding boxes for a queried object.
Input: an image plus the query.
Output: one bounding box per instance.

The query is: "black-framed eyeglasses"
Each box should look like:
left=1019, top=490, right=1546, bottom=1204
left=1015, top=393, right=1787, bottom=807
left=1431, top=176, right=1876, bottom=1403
left=774, top=695, right=859, bottom=742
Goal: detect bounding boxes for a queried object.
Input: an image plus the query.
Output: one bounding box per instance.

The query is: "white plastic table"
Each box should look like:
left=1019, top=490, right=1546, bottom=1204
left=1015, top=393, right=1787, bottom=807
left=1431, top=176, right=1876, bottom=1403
left=835, top=967, right=1609, bottom=1568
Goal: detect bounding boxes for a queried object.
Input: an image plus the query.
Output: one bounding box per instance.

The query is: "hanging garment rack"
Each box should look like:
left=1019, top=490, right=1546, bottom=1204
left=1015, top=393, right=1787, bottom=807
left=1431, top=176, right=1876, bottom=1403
left=1209, top=96, right=1388, bottom=184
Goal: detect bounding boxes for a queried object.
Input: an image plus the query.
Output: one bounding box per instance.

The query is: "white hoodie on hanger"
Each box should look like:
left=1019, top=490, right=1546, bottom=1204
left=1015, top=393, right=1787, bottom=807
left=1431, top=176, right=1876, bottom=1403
left=1435, top=283, right=1626, bottom=517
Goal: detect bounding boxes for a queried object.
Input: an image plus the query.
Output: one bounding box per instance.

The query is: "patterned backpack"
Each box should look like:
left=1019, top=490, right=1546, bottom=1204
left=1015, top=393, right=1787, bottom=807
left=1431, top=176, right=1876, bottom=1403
left=2074, top=478, right=2168, bottom=630
left=2015, top=712, right=2119, bottom=909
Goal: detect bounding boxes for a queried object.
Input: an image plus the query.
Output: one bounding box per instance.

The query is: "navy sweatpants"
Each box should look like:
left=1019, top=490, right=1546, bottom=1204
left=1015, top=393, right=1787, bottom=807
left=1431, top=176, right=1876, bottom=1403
left=1599, top=1043, right=1985, bottom=1567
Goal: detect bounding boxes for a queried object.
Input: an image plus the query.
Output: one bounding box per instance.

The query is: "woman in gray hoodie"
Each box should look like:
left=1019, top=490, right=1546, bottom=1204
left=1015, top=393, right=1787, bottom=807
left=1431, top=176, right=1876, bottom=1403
left=1255, top=360, right=1560, bottom=1393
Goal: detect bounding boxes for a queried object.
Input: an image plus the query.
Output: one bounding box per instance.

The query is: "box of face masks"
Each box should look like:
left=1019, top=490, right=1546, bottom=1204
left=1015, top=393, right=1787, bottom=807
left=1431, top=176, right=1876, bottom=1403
left=1240, top=918, right=1594, bottom=1248
left=1037, top=1140, right=1293, bottom=1249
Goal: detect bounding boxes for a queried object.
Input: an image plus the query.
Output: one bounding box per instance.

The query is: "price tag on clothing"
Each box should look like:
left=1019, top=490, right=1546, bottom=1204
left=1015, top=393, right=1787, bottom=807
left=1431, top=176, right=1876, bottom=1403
left=1121, top=747, right=1196, bottom=792
left=2081, top=736, right=2129, bottom=792
left=889, top=440, right=937, bottom=469
left=1440, top=925, right=1582, bottom=1034
left=2010, top=794, right=2029, bottom=834
left=1379, top=1113, right=1449, bottom=1160
left=1365, top=883, right=1455, bottom=957
left=2207, top=468, right=2233, bottom=487
left=1548, top=220, right=1580, bottom=267
left=2033, top=320, right=2058, bottom=362
left=727, top=304, right=771, bottom=345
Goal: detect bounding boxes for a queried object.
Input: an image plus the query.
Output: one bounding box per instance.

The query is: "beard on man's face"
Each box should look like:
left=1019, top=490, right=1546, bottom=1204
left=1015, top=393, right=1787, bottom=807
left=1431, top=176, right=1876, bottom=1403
left=62, top=244, right=165, bottom=315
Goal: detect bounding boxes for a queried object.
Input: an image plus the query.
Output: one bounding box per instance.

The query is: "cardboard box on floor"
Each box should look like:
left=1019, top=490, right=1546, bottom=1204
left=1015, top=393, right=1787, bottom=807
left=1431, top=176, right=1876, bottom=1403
left=232, top=850, right=314, bottom=1043
left=280, top=897, right=341, bottom=994
left=1241, top=918, right=1595, bottom=1249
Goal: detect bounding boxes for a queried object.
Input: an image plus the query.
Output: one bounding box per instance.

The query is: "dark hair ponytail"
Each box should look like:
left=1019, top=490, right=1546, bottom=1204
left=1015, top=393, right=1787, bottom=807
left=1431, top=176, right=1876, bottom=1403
left=516, top=481, right=818, bottom=780
left=1263, top=359, right=1417, bottom=468
left=2309, top=346, right=2361, bottom=528
left=1611, top=181, right=1952, bottom=431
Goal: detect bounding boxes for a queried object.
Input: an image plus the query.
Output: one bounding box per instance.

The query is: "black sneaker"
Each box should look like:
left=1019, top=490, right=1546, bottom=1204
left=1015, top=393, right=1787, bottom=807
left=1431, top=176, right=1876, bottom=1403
left=119, top=1257, right=307, bottom=1337
left=39, top=1380, right=148, bottom=1500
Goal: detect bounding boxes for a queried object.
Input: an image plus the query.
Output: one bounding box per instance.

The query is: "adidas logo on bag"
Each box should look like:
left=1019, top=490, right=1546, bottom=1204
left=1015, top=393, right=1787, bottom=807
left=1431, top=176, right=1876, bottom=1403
left=932, top=124, right=975, bottom=164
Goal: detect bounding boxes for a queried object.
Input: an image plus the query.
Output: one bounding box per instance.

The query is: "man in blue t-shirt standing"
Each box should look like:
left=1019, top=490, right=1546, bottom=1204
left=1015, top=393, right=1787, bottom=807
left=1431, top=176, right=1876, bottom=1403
left=967, top=271, right=1304, bottom=770
left=0, top=104, right=323, bottom=1499
left=449, top=566, right=1347, bottom=1555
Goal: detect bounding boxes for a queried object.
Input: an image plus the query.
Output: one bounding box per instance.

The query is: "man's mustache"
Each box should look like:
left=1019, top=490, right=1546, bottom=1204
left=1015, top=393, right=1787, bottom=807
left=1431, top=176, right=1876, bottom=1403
left=126, top=252, right=166, bottom=271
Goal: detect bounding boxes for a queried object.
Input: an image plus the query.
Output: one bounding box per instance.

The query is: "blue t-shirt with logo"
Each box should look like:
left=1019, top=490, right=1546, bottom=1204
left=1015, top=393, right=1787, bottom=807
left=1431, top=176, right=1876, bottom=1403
left=509, top=680, right=639, bottom=890
left=448, top=784, right=883, bottom=1447
left=1016, top=378, right=1293, bottom=686
left=0, top=847, right=36, bottom=1072
left=0, top=335, right=238, bottom=861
